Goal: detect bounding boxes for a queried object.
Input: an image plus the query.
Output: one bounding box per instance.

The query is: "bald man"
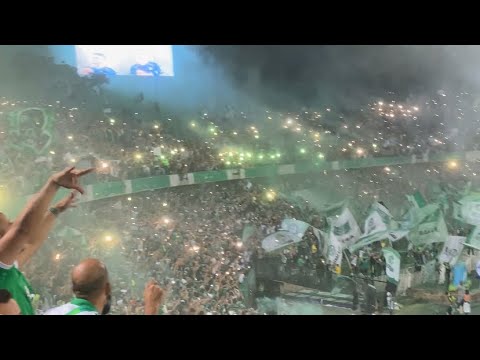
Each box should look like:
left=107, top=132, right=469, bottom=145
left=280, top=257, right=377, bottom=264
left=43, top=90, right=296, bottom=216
left=45, top=259, right=164, bottom=315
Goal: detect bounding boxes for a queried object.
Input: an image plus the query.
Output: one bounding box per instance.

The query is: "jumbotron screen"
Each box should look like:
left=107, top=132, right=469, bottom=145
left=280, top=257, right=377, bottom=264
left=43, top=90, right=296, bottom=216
left=75, top=45, right=174, bottom=77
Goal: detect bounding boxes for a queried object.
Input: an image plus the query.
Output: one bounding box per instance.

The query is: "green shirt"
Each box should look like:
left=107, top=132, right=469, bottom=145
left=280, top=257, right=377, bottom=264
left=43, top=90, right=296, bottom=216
left=44, top=298, right=99, bottom=315
left=0, top=262, right=35, bottom=315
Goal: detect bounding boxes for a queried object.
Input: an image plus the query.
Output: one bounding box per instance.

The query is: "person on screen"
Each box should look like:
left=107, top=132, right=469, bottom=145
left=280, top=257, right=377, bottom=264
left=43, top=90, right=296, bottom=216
left=80, top=53, right=116, bottom=77
left=130, top=54, right=162, bottom=77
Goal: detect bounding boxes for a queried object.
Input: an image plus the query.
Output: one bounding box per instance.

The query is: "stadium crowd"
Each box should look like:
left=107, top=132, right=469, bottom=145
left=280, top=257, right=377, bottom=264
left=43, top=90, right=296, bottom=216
left=1, top=52, right=479, bottom=315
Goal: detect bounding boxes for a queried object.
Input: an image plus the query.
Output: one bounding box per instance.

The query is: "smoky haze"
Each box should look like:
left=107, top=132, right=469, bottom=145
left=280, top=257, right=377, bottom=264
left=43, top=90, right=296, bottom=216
left=196, top=45, right=480, bottom=110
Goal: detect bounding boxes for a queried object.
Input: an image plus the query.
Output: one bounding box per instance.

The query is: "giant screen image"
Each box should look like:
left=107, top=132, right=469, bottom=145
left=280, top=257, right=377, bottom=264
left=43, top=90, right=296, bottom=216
left=75, top=45, right=174, bottom=77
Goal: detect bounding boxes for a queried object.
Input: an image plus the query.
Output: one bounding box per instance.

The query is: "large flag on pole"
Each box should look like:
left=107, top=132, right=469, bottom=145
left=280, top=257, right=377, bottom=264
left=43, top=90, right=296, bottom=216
left=363, top=202, right=391, bottom=235
left=406, top=190, right=427, bottom=209
left=325, top=208, right=360, bottom=264
left=349, top=202, right=408, bottom=252
left=326, top=229, right=343, bottom=266
left=382, top=247, right=401, bottom=285
left=281, top=219, right=310, bottom=240
left=328, top=207, right=361, bottom=249
left=262, top=231, right=303, bottom=253
left=457, top=193, right=480, bottom=226
left=464, top=227, right=480, bottom=251
left=438, top=236, right=465, bottom=266
left=407, top=208, right=448, bottom=246
left=350, top=229, right=409, bottom=253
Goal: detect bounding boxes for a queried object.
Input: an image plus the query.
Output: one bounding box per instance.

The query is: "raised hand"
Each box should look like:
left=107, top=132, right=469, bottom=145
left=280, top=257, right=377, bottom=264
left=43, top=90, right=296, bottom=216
left=143, top=279, right=165, bottom=315
left=53, top=191, right=78, bottom=214
left=50, top=167, right=95, bottom=195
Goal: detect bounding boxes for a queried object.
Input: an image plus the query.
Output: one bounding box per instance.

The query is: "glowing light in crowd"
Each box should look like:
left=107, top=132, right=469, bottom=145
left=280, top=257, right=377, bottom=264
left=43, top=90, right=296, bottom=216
left=127, top=197, right=132, bottom=201
left=164, top=218, right=171, bottom=224
left=266, top=190, right=276, bottom=201
left=384, top=167, right=391, bottom=173
left=105, top=235, right=113, bottom=242
left=49, top=151, right=55, bottom=155
left=109, top=118, right=115, bottom=124
left=55, top=253, right=61, bottom=261
left=135, top=153, right=142, bottom=160
left=154, top=125, right=159, bottom=129
left=191, top=122, right=196, bottom=127
left=101, top=162, right=109, bottom=168
left=70, top=159, right=76, bottom=163
left=236, top=241, right=243, bottom=249
left=162, top=202, right=168, bottom=207
left=448, top=160, right=458, bottom=169
left=356, top=148, right=364, bottom=156
left=300, top=148, right=306, bottom=154
left=67, top=135, right=73, bottom=140
left=318, top=153, right=325, bottom=159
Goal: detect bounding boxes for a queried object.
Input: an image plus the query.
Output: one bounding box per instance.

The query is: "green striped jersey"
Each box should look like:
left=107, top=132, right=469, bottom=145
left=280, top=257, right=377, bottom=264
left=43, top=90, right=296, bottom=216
left=44, top=298, right=98, bottom=315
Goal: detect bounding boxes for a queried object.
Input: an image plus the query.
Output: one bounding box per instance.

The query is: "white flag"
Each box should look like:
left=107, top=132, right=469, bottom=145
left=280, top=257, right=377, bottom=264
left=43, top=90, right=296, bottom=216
left=364, top=202, right=392, bottom=236
left=459, top=193, right=480, bottom=226
left=281, top=219, right=310, bottom=240
left=438, top=236, right=465, bottom=266
left=326, top=230, right=343, bottom=266
left=262, top=231, right=303, bottom=252
left=382, top=247, right=401, bottom=284
left=328, top=208, right=361, bottom=249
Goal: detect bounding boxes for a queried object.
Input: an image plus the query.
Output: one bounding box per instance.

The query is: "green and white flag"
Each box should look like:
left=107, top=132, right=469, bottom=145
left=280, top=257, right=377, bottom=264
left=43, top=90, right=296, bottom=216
left=350, top=229, right=409, bottom=253
left=326, top=229, right=343, bottom=266
left=407, top=208, right=448, bottom=246
left=327, top=207, right=361, bottom=248
left=262, top=231, right=302, bottom=252
left=458, top=193, right=480, bottom=226
left=364, top=202, right=392, bottom=236
left=281, top=219, right=310, bottom=240
left=312, top=227, right=328, bottom=255
left=382, top=247, right=401, bottom=284
left=406, top=190, right=427, bottom=209
left=453, top=201, right=463, bottom=222
left=399, top=203, right=439, bottom=231
left=438, top=236, right=465, bottom=266
left=349, top=202, right=408, bottom=252
left=465, top=227, right=480, bottom=251
left=324, top=208, right=360, bottom=264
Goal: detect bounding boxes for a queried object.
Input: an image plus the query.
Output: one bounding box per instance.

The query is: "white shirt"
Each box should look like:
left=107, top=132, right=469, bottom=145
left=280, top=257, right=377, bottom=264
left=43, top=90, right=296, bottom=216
left=44, top=303, right=98, bottom=315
